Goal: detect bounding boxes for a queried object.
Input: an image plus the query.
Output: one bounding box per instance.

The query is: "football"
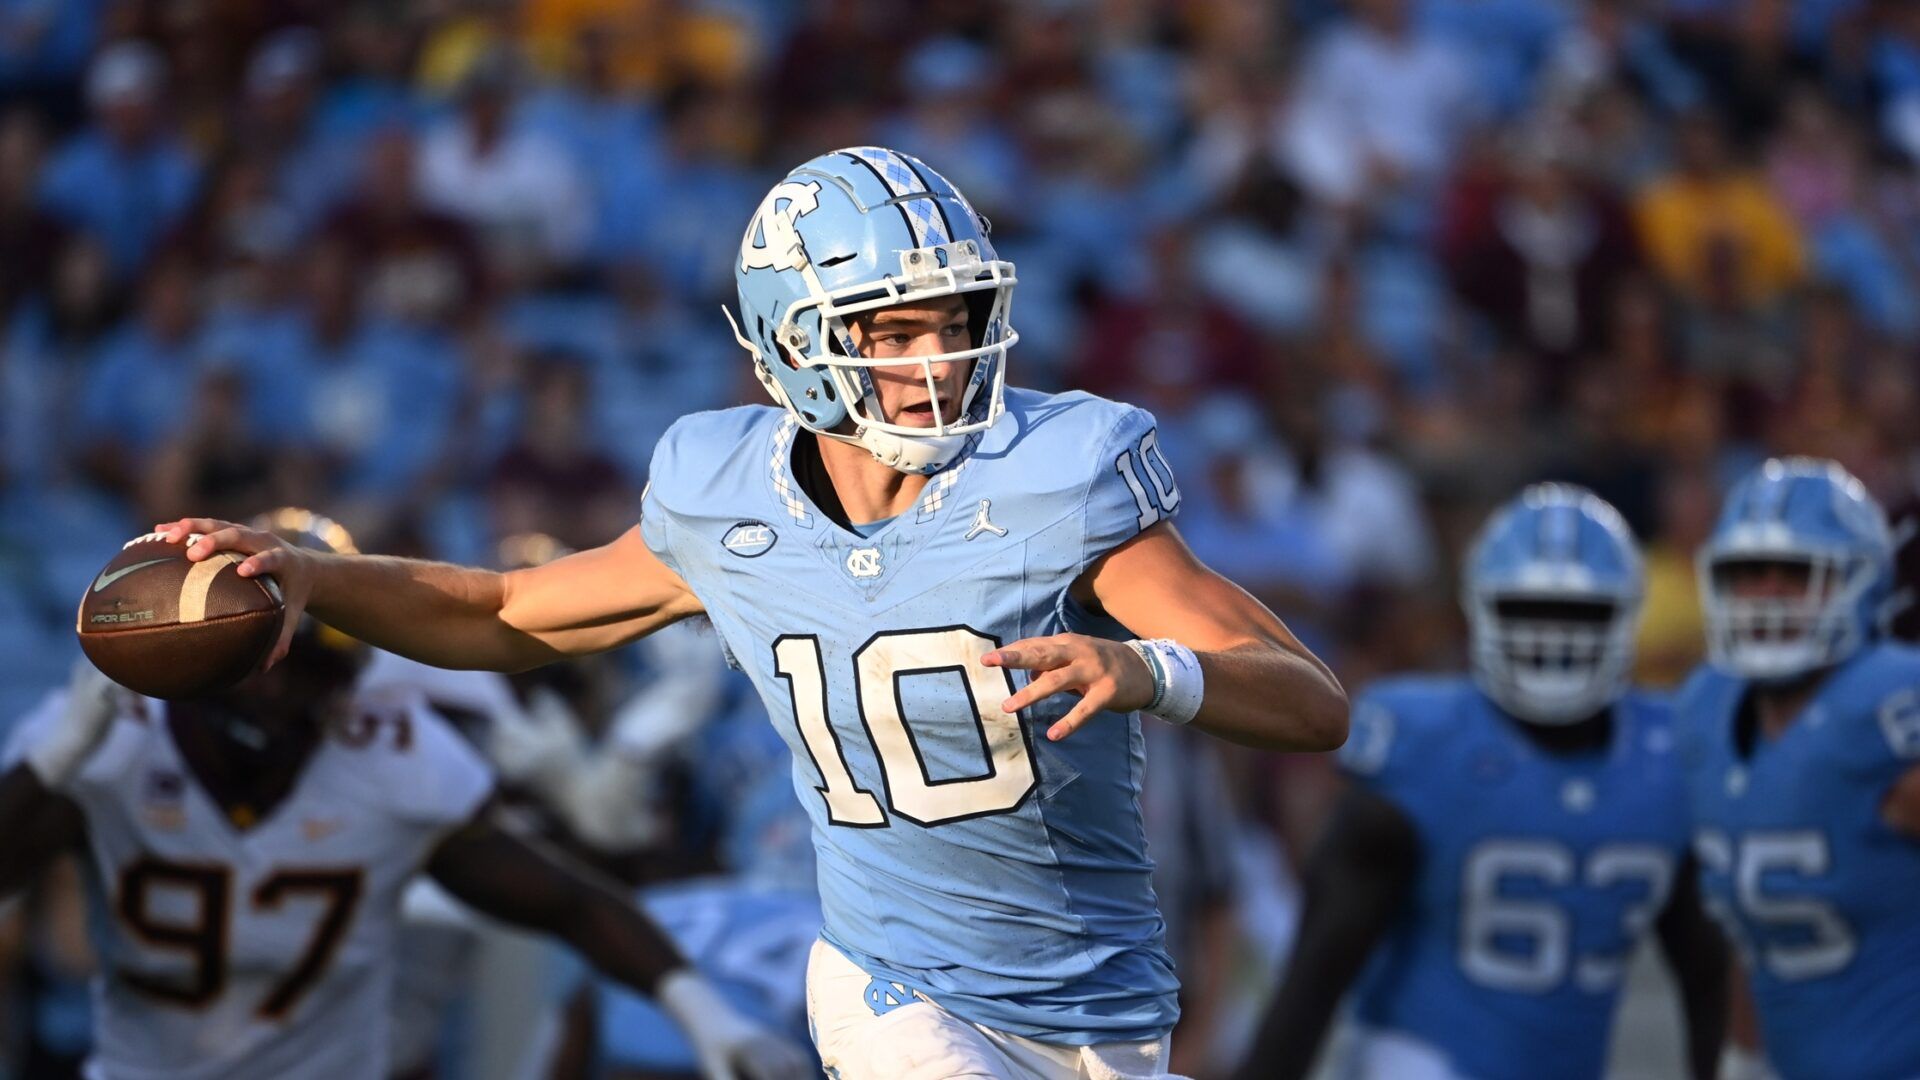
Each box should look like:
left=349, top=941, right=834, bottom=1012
left=74, top=533, right=284, bottom=699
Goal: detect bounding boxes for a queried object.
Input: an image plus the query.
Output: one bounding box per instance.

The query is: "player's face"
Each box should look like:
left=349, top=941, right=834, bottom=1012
left=1721, top=559, right=1816, bottom=601
left=206, top=632, right=361, bottom=738
left=849, top=295, right=973, bottom=428
left=1715, top=558, right=1823, bottom=644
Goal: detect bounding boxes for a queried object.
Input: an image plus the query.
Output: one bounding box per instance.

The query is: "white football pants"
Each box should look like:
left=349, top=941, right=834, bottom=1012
left=805, top=940, right=1181, bottom=1080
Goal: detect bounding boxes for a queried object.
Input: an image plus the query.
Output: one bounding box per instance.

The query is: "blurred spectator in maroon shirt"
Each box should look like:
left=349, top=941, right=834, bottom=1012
left=0, top=108, right=64, bottom=324
left=1443, top=128, right=1642, bottom=367
left=1067, top=230, right=1262, bottom=406
left=322, top=126, right=487, bottom=321
left=486, top=354, right=633, bottom=551
left=141, top=366, right=281, bottom=525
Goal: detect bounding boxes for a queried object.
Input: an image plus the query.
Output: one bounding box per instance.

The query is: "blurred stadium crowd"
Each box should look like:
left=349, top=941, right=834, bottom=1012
left=4, top=0, right=1920, bottom=1075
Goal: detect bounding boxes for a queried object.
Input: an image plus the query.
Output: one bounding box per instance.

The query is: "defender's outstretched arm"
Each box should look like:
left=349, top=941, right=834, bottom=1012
left=427, top=808, right=812, bottom=1080
left=0, top=661, right=123, bottom=897
left=1232, top=786, right=1418, bottom=1080
left=154, top=521, right=703, bottom=672
left=425, top=810, right=688, bottom=995
left=0, top=765, right=85, bottom=900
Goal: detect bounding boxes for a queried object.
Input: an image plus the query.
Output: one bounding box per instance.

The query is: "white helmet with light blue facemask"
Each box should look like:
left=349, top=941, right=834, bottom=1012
left=1464, top=485, right=1645, bottom=725
left=725, top=147, right=1017, bottom=475
left=1699, top=457, right=1893, bottom=683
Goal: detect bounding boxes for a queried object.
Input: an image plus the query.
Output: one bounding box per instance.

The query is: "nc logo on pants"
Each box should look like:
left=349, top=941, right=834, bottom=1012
left=864, top=977, right=917, bottom=1016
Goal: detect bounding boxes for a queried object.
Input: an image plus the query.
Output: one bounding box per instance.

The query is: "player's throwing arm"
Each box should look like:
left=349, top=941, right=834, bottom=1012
left=151, top=519, right=705, bottom=673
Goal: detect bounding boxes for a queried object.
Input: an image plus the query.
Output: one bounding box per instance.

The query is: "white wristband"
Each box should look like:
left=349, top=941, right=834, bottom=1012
left=1124, top=638, right=1203, bottom=726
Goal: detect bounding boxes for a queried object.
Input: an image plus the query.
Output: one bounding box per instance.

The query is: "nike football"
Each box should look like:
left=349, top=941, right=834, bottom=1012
left=76, top=533, right=284, bottom=699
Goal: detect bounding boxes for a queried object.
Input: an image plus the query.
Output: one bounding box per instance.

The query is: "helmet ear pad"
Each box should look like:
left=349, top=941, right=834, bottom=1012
left=771, top=308, right=850, bottom=430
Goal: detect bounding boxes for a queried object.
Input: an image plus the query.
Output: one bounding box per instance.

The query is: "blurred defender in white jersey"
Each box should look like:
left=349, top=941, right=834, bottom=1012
left=0, top=518, right=809, bottom=1080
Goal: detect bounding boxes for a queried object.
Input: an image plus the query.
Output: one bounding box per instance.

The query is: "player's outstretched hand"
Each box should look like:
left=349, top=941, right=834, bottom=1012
left=151, top=518, right=314, bottom=669
left=661, top=971, right=814, bottom=1080
left=710, top=1029, right=815, bottom=1080
left=984, top=633, right=1155, bottom=741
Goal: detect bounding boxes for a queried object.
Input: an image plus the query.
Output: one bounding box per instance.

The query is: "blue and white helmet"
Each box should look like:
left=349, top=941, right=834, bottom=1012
left=1464, top=485, right=1645, bottom=725
left=726, top=147, right=1017, bottom=475
left=1699, top=457, right=1892, bottom=682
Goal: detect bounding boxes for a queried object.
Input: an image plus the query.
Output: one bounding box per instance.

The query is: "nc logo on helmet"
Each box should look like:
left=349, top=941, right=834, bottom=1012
left=741, top=180, right=822, bottom=272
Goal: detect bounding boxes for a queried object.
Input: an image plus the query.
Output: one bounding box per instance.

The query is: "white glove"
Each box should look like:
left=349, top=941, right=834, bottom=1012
left=25, top=660, right=126, bottom=788
left=659, top=969, right=814, bottom=1080
left=551, top=755, right=666, bottom=852
left=486, top=687, right=586, bottom=790
left=1719, top=1047, right=1777, bottom=1080
left=609, top=623, right=731, bottom=763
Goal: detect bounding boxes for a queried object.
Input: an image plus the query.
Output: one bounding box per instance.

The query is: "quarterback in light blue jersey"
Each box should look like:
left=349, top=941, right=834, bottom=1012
left=1679, top=458, right=1920, bottom=1080
left=159, top=146, right=1348, bottom=1080
left=1236, top=485, right=1727, bottom=1080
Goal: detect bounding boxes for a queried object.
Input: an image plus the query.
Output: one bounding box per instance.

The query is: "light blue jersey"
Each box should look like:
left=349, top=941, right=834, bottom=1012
left=1679, top=642, right=1920, bottom=1080
left=640, top=387, right=1181, bottom=1043
left=1341, top=676, right=1689, bottom=1080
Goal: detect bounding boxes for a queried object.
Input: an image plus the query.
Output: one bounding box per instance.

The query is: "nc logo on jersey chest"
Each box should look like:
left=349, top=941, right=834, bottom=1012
left=846, top=547, right=883, bottom=578
left=723, top=520, right=778, bottom=558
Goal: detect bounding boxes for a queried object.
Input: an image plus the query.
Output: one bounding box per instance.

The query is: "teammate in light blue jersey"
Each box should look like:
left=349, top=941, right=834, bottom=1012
left=1680, top=457, right=1920, bottom=1080
left=1236, top=485, right=1726, bottom=1080
left=160, top=146, right=1348, bottom=1080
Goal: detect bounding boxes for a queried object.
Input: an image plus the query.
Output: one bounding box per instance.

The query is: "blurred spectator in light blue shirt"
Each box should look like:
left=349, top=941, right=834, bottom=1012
left=1766, top=85, right=1917, bottom=341
left=877, top=38, right=1026, bottom=219
left=612, top=82, right=764, bottom=302
left=517, top=24, right=670, bottom=272
left=75, top=251, right=206, bottom=491
left=1420, top=0, right=1577, bottom=120
left=2, top=236, right=118, bottom=491
left=38, top=42, right=200, bottom=279
left=1172, top=395, right=1355, bottom=611
left=314, top=3, right=430, bottom=142
left=417, top=47, right=591, bottom=283
left=1279, top=0, right=1483, bottom=211
left=279, top=236, right=463, bottom=503
left=0, top=0, right=102, bottom=95
left=236, top=27, right=364, bottom=234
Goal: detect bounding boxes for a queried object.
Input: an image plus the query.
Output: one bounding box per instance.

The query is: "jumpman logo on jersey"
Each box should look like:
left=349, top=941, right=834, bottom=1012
left=965, top=499, right=1008, bottom=541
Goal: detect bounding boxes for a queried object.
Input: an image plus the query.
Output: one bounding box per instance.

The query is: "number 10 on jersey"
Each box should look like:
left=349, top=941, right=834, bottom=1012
left=773, top=627, right=1038, bottom=828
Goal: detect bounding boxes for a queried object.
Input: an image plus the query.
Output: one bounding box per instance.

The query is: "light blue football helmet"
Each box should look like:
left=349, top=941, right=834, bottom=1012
left=1464, top=484, right=1645, bottom=724
left=726, top=147, right=1017, bottom=475
left=1699, top=457, right=1892, bottom=682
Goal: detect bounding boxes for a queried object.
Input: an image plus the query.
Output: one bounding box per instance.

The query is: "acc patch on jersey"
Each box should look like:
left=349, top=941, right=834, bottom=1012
left=722, top=521, right=778, bottom=558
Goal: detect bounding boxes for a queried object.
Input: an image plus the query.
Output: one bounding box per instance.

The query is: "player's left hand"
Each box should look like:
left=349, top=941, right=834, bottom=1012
left=984, top=634, right=1155, bottom=741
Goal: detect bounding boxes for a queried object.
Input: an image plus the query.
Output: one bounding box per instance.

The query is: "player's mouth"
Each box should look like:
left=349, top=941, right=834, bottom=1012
left=896, top=400, right=939, bottom=427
